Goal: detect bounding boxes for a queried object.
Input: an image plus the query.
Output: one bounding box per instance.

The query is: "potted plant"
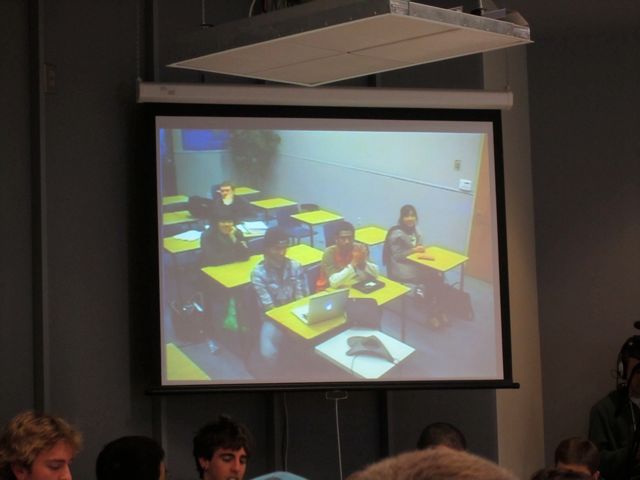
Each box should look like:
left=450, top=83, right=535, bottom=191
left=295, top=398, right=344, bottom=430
left=227, top=130, right=281, bottom=188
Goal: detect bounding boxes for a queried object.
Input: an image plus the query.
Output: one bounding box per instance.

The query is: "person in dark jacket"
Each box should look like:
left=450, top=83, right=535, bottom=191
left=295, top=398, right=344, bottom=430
left=200, top=213, right=250, bottom=354
left=201, top=213, right=249, bottom=267
left=589, top=335, right=640, bottom=480
left=210, top=180, right=253, bottom=224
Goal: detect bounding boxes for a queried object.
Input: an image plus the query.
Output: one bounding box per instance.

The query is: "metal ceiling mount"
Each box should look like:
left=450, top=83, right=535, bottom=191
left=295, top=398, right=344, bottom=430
left=169, top=0, right=531, bottom=87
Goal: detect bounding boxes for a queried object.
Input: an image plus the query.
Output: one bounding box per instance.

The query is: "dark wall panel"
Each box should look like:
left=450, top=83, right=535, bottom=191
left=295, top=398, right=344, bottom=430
left=528, top=32, right=640, bottom=461
left=41, top=0, right=152, bottom=477
left=0, top=0, right=35, bottom=421
left=388, top=390, right=498, bottom=460
left=161, top=390, right=386, bottom=480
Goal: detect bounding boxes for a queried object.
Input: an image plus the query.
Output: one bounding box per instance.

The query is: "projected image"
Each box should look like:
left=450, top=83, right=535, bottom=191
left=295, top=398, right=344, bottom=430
left=157, top=115, right=505, bottom=387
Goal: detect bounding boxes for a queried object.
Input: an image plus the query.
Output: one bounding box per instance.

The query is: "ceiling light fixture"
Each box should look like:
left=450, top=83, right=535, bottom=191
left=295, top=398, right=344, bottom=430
left=168, top=0, right=530, bottom=87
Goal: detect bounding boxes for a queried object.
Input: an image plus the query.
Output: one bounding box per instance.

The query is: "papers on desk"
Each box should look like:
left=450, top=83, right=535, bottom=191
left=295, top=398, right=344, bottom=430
left=237, top=221, right=268, bottom=235
left=172, top=230, right=201, bottom=241
left=315, top=328, right=415, bottom=379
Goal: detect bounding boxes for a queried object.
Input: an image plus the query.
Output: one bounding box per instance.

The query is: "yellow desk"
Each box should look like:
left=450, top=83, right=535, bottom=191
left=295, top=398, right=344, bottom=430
left=165, top=343, right=211, bottom=381
left=235, top=186, right=260, bottom=196
left=407, top=246, right=469, bottom=289
left=162, top=195, right=188, bottom=206
left=290, top=209, right=343, bottom=247
left=266, top=294, right=347, bottom=340
left=355, top=226, right=387, bottom=246
left=163, top=236, right=201, bottom=254
left=346, top=275, right=410, bottom=306
left=163, top=228, right=263, bottom=254
left=163, top=210, right=196, bottom=226
left=202, top=244, right=324, bottom=288
left=250, top=197, right=297, bottom=210
left=267, top=276, right=409, bottom=341
left=250, top=197, right=298, bottom=222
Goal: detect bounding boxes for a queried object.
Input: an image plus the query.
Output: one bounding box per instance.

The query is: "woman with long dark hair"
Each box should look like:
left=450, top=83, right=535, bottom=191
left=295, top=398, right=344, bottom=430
left=383, top=204, right=445, bottom=326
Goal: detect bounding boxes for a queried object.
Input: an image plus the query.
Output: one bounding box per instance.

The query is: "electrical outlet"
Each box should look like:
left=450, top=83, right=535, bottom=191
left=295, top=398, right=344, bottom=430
left=454, top=159, right=461, bottom=171
left=459, top=179, right=472, bottom=191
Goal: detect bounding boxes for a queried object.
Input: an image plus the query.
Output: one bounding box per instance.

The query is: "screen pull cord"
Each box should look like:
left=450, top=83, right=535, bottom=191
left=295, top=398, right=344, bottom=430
left=326, top=390, right=349, bottom=480
left=282, top=392, right=290, bottom=472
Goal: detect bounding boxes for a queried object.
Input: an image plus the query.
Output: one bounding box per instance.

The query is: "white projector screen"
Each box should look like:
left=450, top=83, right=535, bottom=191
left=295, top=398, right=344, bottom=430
left=149, top=98, right=513, bottom=390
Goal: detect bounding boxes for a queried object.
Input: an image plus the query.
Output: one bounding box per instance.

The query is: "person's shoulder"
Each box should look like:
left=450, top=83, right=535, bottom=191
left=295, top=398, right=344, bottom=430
left=288, top=258, right=303, bottom=270
left=201, top=227, right=217, bottom=243
left=591, top=388, right=624, bottom=413
left=388, top=226, right=404, bottom=239
left=251, top=260, right=267, bottom=276
left=323, top=245, right=337, bottom=256
left=233, top=195, right=249, bottom=207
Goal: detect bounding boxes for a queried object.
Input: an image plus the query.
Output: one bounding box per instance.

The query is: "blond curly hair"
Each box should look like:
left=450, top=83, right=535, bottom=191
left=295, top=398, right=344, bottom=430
left=0, top=411, right=82, bottom=480
left=348, top=446, right=518, bottom=480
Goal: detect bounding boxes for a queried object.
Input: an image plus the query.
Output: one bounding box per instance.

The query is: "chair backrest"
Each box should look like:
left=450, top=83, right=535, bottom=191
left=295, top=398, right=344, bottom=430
left=300, top=203, right=319, bottom=212
left=304, top=264, right=321, bottom=293
left=247, top=236, right=265, bottom=255
left=323, top=220, right=343, bottom=247
left=276, top=204, right=301, bottom=227
left=345, top=298, right=382, bottom=329
left=187, top=195, right=214, bottom=219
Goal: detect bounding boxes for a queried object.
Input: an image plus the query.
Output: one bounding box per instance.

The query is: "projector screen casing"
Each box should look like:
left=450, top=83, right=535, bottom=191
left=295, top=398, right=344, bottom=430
left=144, top=96, right=514, bottom=392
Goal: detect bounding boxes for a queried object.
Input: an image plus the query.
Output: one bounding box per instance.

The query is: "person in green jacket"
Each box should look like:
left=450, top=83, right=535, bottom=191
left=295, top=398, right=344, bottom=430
left=589, top=335, right=640, bottom=480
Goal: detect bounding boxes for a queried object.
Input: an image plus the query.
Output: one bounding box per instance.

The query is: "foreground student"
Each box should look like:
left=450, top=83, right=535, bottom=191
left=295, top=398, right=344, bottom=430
left=96, top=436, right=166, bottom=480
left=193, top=416, right=253, bottom=480
left=416, top=422, right=467, bottom=451
left=554, top=437, right=600, bottom=479
left=589, top=335, right=640, bottom=479
left=0, top=410, right=82, bottom=480
left=347, top=446, right=516, bottom=480
left=531, top=468, right=591, bottom=480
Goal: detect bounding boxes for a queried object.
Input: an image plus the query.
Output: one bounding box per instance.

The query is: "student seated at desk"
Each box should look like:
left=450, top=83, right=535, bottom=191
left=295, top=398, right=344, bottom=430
left=96, top=436, right=166, bottom=480
left=251, top=227, right=309, bottom=360
left=383, top=204, right=445, bottom=326
left=201, top=213, right=250, bottom=266
left=200, top=213, right=250, bottom=354
left=211, top=180, right=253, bottom=224
left=316, top=220, right=379, bottom=291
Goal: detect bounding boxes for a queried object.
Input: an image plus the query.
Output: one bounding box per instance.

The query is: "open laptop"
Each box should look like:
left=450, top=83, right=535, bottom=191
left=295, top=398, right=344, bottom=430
left=292, top=289, right=349, bottom=325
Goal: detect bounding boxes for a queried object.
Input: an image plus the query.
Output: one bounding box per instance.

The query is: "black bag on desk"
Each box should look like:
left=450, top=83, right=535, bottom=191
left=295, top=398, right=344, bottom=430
left=441, top=282, right=474, bottom=320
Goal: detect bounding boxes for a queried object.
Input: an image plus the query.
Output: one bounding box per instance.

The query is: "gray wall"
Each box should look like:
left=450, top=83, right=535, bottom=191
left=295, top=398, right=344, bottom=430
left=528, top=31, right=640, bottom=462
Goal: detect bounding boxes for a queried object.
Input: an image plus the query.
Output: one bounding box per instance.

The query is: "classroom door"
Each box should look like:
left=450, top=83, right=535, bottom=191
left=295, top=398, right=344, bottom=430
left=466, top=136, right=494, bottom=283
